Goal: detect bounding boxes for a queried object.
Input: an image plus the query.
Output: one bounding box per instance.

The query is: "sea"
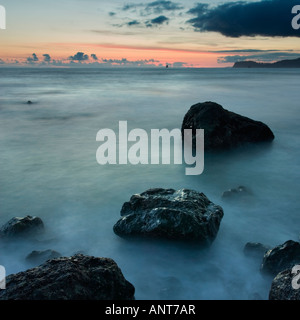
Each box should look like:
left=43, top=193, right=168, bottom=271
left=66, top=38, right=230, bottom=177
left=0, top=67, right=299, bottom=300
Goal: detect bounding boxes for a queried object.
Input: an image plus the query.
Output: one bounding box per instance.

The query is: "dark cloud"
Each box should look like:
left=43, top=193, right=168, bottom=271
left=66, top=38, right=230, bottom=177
left=91, top=54, right=98, bottom=60
left=43, top=54, right=51, bottom=62
left=32, top=53, right=39, bottom=61
left=109, top=12, right=116, bottom=16
left=127, top=20, right=140, bottom=26
left=187, top=0, right=300, bottom=38
left=26, top=53, right=39, bottom=63
left=150, top=15, right=169, bottom=25
left=146, top=1, right=183, bottom=14
left=68, top=52, right=89, bottom=61
left=213, top=49, right=283, bottom=53
left=122, top=4, right=138, bottom=11
left=218, top=52, right=300, bottom=64
left=122, top=1, right=183, bottom=15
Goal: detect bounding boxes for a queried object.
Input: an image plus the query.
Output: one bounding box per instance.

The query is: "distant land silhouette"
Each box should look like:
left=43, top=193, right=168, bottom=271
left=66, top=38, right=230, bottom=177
left=233, top=57, right=300, bottom=68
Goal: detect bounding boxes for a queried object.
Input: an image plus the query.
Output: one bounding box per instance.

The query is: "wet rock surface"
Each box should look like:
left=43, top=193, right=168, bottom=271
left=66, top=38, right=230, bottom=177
left=261, top=240, right=300, bottom=276
left=181, top=101, right=275, bottom=151
left=0, top=216, right=44, bottom=239
left=113, top=188, right=224, bottom=245
left=269, top=267, right=300, bottom=300
left=0, top=254, right=135, bottom=300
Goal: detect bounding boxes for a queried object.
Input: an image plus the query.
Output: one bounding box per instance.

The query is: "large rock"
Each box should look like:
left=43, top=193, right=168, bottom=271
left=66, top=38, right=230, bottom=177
left=0, top=215, right=44, bottom=239
left=113, top=188, right=224, bottom=245
left=181, top=101, right=275, bottom=150
left=261, top=240, right=300, bottom=276
left=269, top=268, right=300, bottom=300
left=0, top=254, right=135, bottom=300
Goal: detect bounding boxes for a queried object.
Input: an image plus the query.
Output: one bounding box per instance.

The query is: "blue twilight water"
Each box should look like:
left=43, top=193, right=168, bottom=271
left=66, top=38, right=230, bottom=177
left=0, top=67, right=300, bottom=300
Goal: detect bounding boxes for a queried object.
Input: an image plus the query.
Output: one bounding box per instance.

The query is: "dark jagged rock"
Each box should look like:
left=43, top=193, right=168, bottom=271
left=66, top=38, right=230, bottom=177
left=25, top=249, right=62, bottom=266
left=222, top=186, right=252, bottom=200
left=181, top=101, right=274, bottom=151
left=113, top=188, right=224, bottom=245
left=0, top=215, right=44, bottom=239
left=269, top=268, right=300, bottom=300
left=244, top=242, right=271, bottom=259
left=0, top=254, right=135, bottom=300
left=261, top=240, right=300, bottom=276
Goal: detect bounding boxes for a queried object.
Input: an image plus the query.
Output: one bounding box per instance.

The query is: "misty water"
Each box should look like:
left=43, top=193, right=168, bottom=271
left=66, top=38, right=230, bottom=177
left=0, top=67, right=299, bottom=300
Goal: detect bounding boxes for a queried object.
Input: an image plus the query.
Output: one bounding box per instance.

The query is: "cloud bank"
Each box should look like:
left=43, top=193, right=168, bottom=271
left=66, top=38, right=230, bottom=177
left=187, top=0, right=300, bottom=38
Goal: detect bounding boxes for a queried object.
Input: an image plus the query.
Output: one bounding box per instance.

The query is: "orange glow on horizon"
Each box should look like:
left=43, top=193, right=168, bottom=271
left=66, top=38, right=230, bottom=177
left=1, top=42, right=233, bottom=67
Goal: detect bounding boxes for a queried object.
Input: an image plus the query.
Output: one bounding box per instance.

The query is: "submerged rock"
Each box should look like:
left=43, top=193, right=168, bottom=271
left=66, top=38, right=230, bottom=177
left=243, top=242, right=271, bottom=259
left=0, top=215, right=44, bottom=239
left=222, top=186, right=252, bottom=200
left=25, top=249, right=62, bottom=266
left=261, top=240, right=300, bottom=276
left=269, top=268, right=300, bottom=300
left=0, top=254, right=135, bottom=300
left=113, top=188, right=224, bottom=245
left=181, top=101, right=275, bottom=151
left=159, top=276, right=183, bottom=299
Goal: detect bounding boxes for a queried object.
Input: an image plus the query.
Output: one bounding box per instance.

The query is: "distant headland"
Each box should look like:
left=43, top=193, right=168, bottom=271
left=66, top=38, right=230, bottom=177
left=233, top=57, right=300, bottom=68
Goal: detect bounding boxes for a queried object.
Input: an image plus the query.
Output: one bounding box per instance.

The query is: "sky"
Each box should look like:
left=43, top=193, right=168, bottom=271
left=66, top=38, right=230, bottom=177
left=0, top=0, right=299, bottom=67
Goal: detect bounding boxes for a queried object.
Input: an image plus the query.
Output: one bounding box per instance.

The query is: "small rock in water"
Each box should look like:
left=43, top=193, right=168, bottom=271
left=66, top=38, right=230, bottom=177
left=222, top=186, right=252, bottom=200
left=26, top=249, right=62, bottom=266
left=261, top=240, right=300, bottom=276
left=244, top=242, right=271, bottom=259
left=158, top=276, right=183, bottom=299
left=0, top=215, right=44, bottom=239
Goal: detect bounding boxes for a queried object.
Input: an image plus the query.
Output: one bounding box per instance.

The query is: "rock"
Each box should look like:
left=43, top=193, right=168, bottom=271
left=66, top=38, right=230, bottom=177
left=113, top=188, right=224, bottom=245
left=0, top=254, right=135, bottom=300
left=0, top=215, right=44, bottom=239
left=269, top=268, right=300, bottom=300
left=27, top=100, right=33, bottom=104
left=222, top=186, right=252, bottom=200
left=181, top=101, right=275, bottom=151
left=244, top=242, right=271, bottom=259
left=261, top=240, right=300, bottom=276
left=25, top=249, right=62, bottom=266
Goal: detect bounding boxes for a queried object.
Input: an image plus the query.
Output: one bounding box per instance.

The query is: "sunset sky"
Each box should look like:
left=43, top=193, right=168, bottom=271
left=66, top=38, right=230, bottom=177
left=0, top=0, right=299, bottom=67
